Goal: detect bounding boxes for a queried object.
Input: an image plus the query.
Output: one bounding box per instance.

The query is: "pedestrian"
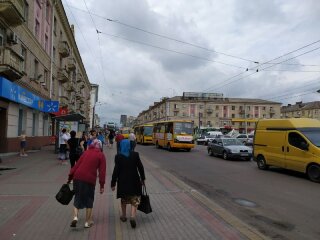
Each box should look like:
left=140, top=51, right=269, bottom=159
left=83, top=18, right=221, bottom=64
left=115, top=132, right=124, bottom=154
left=19, top=130, right=28, bottom=157
left=128, top=131, right=136, bottom=152
left=59, top=128, right=68, bottom=164
left=67, top=131, right=84, bottom=168
left=108, top=130, right=115, bottom=148
left=65, top=129, right=71, bottom=160
left=81, top=131, right=88, bottom=150
left=68, top=139, right=106, bottom=228
left=111, top=139, right=146, bottom=229
left=97, top=131, right=105, bottom=152
left=87, top=129, right=97, bottom=146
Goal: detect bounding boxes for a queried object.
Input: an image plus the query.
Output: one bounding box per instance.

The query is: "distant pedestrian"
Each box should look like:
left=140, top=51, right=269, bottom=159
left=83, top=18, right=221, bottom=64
left=59, top=128, right=68, bottom=164
left=68, top=139, right=106, bottom=228
left=19, top=130, right=28, bottom=157
left=108, top=130, right=115, bottom=148
left=67, top=131, right=84, bottom=168
left=115, top=132, right=124, bottom=154
left=111, top=139, right=146, bottom=229
left=97, top=132, right=105, bottom=152
left=87, top=129, right=97, bottom=146
left=128, top=131, right=136, bottom=152
left=81, top=131, right=88, bottom=150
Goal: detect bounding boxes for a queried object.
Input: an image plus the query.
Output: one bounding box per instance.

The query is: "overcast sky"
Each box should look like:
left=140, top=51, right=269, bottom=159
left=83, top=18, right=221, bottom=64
left=62, top=0, right=320, bottom=125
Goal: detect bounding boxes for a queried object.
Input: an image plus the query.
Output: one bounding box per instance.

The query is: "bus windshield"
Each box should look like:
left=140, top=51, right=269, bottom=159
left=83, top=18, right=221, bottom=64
left=174, top=122, right=193, bottom=135
left=144, top=126, right=153, bottom=136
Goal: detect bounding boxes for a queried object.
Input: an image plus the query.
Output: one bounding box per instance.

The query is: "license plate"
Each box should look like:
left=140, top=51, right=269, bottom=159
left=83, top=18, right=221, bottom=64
left=241, top=153, right=248, bottom=156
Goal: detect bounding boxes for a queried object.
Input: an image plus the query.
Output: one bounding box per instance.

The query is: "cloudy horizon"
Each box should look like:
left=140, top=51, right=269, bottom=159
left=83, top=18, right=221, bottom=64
left=62, top=0, right=320, bottom=124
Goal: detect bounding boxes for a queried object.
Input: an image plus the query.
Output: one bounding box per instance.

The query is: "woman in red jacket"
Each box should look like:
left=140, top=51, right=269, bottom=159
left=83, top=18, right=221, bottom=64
left=68, top=139, right=106, bottom=228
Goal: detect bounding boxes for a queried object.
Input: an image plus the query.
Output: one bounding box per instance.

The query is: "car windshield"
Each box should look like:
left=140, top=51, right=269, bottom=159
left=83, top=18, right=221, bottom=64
left=174, top=122, right=193, bottom=135
left=144, top=126, right=153, bottom=136
left=222, top=138, right=243, bottom=146
left=300, top=129, right=320, bottom=147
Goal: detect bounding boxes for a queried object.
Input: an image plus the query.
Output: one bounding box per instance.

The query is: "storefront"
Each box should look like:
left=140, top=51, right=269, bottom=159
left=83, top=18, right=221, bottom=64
left=0, top=77, right=59, bottom=153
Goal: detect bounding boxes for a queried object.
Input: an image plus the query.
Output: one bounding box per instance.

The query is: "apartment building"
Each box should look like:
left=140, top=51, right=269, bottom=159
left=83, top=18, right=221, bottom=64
left=0, top=0, right=91, bottom=152
left=136, top=92, right=281, bottom=133
left=281, top=101, right=320, bottom=120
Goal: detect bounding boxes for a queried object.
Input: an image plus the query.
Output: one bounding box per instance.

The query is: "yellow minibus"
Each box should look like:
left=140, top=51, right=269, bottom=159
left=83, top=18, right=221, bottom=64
left=153, top=120, right=195, bottom=151
left=134, top=124, right=153, bottom=144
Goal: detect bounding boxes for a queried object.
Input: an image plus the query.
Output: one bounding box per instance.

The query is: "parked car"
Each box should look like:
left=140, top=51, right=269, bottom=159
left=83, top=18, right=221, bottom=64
left=207, top=138, right=252, bottom=160
left=236, top=134, right=253, bottom=144
left=197, top=131, right=223, bottom=145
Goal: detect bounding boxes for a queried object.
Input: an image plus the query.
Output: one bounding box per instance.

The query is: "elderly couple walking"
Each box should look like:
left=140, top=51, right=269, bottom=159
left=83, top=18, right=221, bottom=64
left=67, top=139, right=146, bottom=229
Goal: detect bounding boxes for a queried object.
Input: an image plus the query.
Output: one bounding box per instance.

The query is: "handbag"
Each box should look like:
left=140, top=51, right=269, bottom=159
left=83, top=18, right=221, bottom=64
left=138, top=185, right=152, bottom=214
left=55, top=183, right=74, bottom=205
left=75, top=138, right=83, bottom=156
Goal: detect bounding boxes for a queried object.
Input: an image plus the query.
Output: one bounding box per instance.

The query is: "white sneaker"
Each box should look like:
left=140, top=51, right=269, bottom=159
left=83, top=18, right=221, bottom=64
left=70, top=217, right=78, bottom=227
left=84, top=221, right=94, bottom=228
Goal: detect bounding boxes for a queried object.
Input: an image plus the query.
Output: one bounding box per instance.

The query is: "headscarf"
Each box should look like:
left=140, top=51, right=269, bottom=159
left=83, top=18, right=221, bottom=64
left=88, top=139, right=102, bottom=150
left=120, top=139, right=130, bottom=157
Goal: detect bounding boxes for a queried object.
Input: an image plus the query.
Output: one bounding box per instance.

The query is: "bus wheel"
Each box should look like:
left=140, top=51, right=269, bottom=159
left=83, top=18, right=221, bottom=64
left=167, top=143, right=172, bottom=151
left=186, top=148, right=191, bottom=152
left=156, top=141, right=160, bottom=148
left=257, top=155, right=269, bottom=170
left=307, top=164, right=320, bottom=183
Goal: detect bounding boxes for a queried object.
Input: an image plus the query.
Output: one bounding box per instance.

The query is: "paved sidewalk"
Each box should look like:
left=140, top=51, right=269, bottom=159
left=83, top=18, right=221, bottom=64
left=0, top=145, right=269, bottom=240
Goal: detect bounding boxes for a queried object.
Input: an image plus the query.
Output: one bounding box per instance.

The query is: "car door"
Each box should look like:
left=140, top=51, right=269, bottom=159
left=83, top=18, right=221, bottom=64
left=284, top=131, right=313, bottom=172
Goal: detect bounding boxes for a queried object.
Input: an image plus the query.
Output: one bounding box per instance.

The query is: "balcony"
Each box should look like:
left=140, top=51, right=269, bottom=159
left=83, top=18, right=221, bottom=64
left=0, top=47, right=24, bottom=79
left=57, top=68, right=69, bottom=83
left=59, top=97, right=69, bottom=107
left=66, top=83, right=75, bottom=92
left=58, top=41, right=70, bottom=58
left=67, top=57, right=76, bottom=71
left=206, top=108, right=213, bottom=114
left=239, top=109, right=245, bottom=114
left=0, top=0, right=25, bottom=26
left=173, top=108, right=179, bottom=112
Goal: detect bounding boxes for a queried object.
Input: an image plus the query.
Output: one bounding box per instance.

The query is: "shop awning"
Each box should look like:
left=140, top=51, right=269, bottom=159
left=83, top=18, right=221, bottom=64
left=51, top=113, right=85, bottom=121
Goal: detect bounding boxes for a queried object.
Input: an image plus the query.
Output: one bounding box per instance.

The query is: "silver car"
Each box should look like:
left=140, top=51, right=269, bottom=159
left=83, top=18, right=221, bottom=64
left=207, top=138, right=252, bottom=160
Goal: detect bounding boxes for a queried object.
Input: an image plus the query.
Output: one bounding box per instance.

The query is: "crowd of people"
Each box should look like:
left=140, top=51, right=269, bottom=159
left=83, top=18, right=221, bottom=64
left=58, top=128, right=145, bottom=229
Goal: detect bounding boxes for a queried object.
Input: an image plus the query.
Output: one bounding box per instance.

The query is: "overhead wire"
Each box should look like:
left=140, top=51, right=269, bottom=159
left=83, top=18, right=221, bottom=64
left=203, top=40, right=320, bottom=92
left=98, top=31, right=246, bottom=69
left=62, top=4, right=259, bottom=64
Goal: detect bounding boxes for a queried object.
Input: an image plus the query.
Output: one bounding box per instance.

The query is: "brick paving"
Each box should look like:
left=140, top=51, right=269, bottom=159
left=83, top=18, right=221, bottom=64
left=0, top=145, right=269, bottom=240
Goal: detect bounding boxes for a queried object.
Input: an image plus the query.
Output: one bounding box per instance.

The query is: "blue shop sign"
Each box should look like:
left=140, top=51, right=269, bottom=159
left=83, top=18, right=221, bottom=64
left=0, top=77, right=59, bottom=112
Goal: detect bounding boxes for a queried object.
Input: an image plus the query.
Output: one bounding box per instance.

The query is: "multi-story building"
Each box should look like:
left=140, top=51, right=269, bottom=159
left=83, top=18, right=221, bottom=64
left=281, top=101, right=320, bottom=120
left=0, top=1, right=92, bottom=152
left=136, top=92, right=281, bottom=133
left=120, top=114, right=127, bottom=127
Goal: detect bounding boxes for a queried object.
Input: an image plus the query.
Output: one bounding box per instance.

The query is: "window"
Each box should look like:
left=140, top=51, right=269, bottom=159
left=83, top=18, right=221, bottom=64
left=21, top=46, right=27, bottom=72
left=24, top=1, right=29, bottom=25
left=174, top=104, right=178, bottom=109
left=53, top=47, right=56, bottom=61
left=223, top=106, right=227, bottom=110
left=232, top=106, right=235, bottom=110
left=53, top=17, right=57, bottom=35
left=35, top=20, right=40, bottom=39
left=199, top=105, right=203, bottom=109
left=231, top=114, right=235, bottom=118
left=43, top=70, right=48, bottom=86
left=255, top=113, right=259, bottom=118
left=0, top=34, right=3, bottom=47
left=215, top=106, right=219, bottom=110
left=199, top=113, right=203, bottom=117
left=288, top=132, right=307, bottom=150
left=34, top=59, right=39, bottom=78
left=45, top=1, right=51, bottom=22
left=216, top=113, right=219, bottom=117
left=223, top=113, right=227, bottom=117
left=45, top=35, right=49, bottom=52
left=255, top=106, right=259, bottom=110
left=262, top=106, right=266, bottom=110
left=174, top=112, right=178, bottom=116
left=207, top=121, right=211, bottom=126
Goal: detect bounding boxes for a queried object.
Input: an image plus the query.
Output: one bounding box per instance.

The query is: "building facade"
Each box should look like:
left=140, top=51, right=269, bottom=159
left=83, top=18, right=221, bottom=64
left=281, top=101, right=320, bottom=120
left=0, top=0, right=91, bottom=152
left=136, top=92, right=281, bottom=133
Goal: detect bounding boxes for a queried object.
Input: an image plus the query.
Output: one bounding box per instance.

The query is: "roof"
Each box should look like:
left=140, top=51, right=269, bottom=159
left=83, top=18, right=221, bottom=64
left=51, top=113, right=85, bottom=121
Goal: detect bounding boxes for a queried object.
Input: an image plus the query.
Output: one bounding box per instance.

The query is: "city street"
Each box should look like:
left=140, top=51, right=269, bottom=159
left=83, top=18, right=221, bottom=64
left=136, top=144, right=320, bottom=240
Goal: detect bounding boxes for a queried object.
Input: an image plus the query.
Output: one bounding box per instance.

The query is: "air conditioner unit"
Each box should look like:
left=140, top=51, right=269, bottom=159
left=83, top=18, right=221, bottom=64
left=8, top=32, right=18, bottom=45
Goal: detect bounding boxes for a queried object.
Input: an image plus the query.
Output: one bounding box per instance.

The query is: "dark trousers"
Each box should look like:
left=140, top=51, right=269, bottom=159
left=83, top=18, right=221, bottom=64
left=69, top=153, right=80, bottom=168
left=116, top=142, right=121, bottom=154
left=130, top=141, right=136, bottom=152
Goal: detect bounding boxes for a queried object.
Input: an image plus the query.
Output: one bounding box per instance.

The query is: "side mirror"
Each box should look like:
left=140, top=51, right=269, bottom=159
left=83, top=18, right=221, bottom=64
left=300, top=142, right=309, bottom=151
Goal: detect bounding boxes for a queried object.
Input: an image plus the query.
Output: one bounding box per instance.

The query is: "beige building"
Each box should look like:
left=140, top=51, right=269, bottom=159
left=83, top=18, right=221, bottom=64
left=0, top=0, right=91, bottom=152
left=281, top=101, right=320, bottom=120
left=137, top=92, right=281, bottom=133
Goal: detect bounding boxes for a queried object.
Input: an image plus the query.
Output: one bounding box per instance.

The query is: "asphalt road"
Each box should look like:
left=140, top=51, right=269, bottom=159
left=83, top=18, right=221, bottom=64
left=135, top=144, right=320, bottom=240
